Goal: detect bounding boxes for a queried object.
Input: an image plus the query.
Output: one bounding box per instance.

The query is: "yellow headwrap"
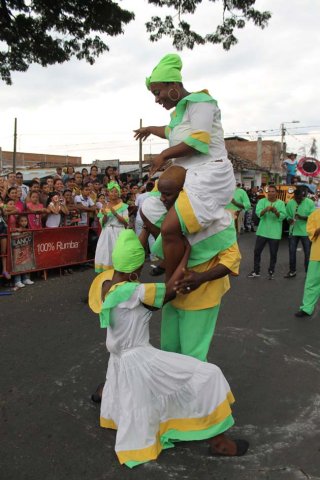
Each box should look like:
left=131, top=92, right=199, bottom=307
left=146, top=53, right=183, bottom=90
left=112, top=229, right=145, bottom=273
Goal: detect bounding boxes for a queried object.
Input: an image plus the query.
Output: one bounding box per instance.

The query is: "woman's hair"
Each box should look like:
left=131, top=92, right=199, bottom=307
left=7, top=186, right=17, bottom=195
left=30, top=191, right=40, bottom=199
left=46, top=191, right=59, bottom=207
left=81, top=168, right=88, bottom=175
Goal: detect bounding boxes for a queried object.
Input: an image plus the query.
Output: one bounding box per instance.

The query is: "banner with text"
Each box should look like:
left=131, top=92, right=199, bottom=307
left=10, top=227, right=88, bottom=273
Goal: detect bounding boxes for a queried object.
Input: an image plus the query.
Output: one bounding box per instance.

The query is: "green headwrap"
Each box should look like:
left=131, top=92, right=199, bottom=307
left=146, top=53, right=183, bottom=90
left=107, top=181, right=121, bottom=194
left=112, top=229, right=145, bottom=273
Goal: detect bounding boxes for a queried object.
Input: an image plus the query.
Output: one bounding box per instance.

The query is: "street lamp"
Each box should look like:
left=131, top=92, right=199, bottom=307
left=280, top=120, right=300, bottom=162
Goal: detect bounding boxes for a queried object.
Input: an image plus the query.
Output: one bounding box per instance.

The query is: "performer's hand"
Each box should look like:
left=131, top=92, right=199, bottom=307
left=133, top=127, right=151, bottom=141
left=174, top=268, right=202, bottom=294
left=149, top=153, right=167, bottom=176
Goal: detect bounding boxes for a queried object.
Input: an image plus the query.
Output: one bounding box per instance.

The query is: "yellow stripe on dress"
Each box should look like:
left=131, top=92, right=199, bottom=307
left=101, top=393, right=235, bottom=464
left=190, top=131, right=210, bottom=144
left=100, top=417, right=117, bottom=430
left=176, top=189, right=202, bottom=234
left=143, top=284, right=156, bottom=306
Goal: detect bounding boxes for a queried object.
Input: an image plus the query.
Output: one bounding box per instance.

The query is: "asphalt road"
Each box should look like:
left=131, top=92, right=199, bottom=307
left=1, top=232, right=320, bottom=480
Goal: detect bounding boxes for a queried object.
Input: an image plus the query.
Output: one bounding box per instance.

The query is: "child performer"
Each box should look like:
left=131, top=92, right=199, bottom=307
left=134, top=53, right=235, bottom=280
left=89, top=230, right=248, bottom=467
left=94, top=182, right=128, bottom=273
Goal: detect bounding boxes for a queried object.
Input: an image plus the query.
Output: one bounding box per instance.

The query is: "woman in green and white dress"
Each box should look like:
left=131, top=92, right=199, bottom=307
left=94, top=182, right=128, bottom=273
left=134, top=53, right=236, bottom=280
left=89, top=230, right=248, bottom=468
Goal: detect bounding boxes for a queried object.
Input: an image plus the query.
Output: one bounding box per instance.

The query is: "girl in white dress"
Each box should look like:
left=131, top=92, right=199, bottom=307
left=94, top=182, right=128, bottom=273
left=89, top=229, right=248, bottom=467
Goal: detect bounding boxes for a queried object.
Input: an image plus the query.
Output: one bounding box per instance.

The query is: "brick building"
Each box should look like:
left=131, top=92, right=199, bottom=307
left=225, top=137, right=282, bottom=174
left=0, top=150, right=81, bottom=170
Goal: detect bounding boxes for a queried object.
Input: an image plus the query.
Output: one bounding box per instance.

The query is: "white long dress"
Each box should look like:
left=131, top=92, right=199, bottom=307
left=94, top=280, right=235, bottom=468
left=94, top=203, right=128, bottom=273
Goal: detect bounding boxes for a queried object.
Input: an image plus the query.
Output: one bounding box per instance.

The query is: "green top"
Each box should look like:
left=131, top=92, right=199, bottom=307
left=256, top=198, right=286, bottom=240
left=226, top=188, right=251, bottom=212
left=286, top=198, right=315, bottom=236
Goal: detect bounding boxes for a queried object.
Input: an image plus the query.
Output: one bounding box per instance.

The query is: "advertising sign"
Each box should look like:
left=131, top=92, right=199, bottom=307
left=9, top=226, right=88, bottom=273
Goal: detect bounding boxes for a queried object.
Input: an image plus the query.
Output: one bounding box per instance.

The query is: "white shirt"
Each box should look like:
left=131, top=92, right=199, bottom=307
left=135, top=192, right=151, bottom=223
left=168, top=101, right=228, bottom=169
left=74, top=195, right=95, bottom=225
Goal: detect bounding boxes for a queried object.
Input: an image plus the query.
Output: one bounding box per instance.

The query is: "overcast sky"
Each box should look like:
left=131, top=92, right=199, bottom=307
left=0, top=0, right=319, bottom=165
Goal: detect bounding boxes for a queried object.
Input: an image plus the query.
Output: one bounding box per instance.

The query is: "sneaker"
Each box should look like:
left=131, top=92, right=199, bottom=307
left=268, top=270, right=274, bottom=280
left=15, top=282, right=25, bottom=288
left=23, top=279, right=34, bottom=285
left=247, top=271, right=260, bottom=278
left=284, top=271, right=296, bottom=278
left=295, top=310, right=311, bottom=318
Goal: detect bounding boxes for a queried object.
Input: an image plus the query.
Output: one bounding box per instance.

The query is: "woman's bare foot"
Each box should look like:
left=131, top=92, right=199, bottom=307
left=208, top=433, right=249, bottom=456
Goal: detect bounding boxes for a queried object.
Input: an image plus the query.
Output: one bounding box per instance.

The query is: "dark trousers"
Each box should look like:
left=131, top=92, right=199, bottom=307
left=288, top=235, right=311, bottom=272
left=254, top=235, right=280, bottom=274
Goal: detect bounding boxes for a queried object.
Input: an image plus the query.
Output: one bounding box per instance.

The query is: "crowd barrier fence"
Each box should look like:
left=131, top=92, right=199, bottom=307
left=0, top=212, right=100, bottom=280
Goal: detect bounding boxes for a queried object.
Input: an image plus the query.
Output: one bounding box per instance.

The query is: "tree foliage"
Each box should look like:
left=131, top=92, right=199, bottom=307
left=146, top=0, right=271, bottom=50
left=0, top=0, right=271, bottom=85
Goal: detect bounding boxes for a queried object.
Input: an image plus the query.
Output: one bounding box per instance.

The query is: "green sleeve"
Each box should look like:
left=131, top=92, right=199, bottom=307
left=286, top=200, right=295, bottom=220
left=241, top=191, right=252, bottom=211
left=277, top=201, right=287, bottom=221
left=255, top=199, right=266, bottom=218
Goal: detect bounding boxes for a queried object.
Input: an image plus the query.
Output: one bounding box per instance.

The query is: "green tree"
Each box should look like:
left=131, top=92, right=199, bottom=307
left=0, top=0, right=271, bottom=85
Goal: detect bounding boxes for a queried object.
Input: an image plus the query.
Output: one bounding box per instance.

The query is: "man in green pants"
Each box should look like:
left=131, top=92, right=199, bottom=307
left=295, top=209, right=320, bottom=317
left=141, top=166, right=241, bottom=361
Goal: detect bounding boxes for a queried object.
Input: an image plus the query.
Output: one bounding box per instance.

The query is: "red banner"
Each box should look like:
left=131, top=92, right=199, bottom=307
left=9, top=226, right=88, bottom=273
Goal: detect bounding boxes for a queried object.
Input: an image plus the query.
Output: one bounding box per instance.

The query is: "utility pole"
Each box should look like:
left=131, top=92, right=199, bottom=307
left=280, top=122, right=285, bottom=165
left=13, top=117, right=17, bottom=173
left=138, top=118, right=143, bottom=180
left=257, top=136, right=262, bottom=166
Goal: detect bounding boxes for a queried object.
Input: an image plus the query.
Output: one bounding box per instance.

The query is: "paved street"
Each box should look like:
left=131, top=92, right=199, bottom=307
left=1, top=232, right=320, bottom=480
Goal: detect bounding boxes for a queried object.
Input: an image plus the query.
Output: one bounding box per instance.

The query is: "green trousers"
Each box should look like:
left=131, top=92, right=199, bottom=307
left=161, top=303, right=220, bottom=362
left=300, top=260, right=320, bottom=315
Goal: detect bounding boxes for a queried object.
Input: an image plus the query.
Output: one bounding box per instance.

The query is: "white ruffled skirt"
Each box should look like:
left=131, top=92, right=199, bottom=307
left=100, top=345, right=234, bottom=467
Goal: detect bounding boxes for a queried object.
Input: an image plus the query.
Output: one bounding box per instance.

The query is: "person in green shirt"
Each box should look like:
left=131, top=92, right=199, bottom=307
left=226, top=184, right=251, bottom=234
left=285, top=188, right=315, bottom=278
left=248, top=185, right=286, bottom=279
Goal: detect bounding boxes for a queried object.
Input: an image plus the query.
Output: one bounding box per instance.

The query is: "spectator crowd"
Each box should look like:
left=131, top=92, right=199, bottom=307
left=0, top=165, right=154, bottom=289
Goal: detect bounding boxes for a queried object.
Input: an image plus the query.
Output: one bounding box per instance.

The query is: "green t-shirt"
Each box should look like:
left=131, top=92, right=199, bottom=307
left=226, top=188, right=251, bottom=212
left=286, top=198, right=315, bottom=236
left=256, top=198, right=286, bottom=240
